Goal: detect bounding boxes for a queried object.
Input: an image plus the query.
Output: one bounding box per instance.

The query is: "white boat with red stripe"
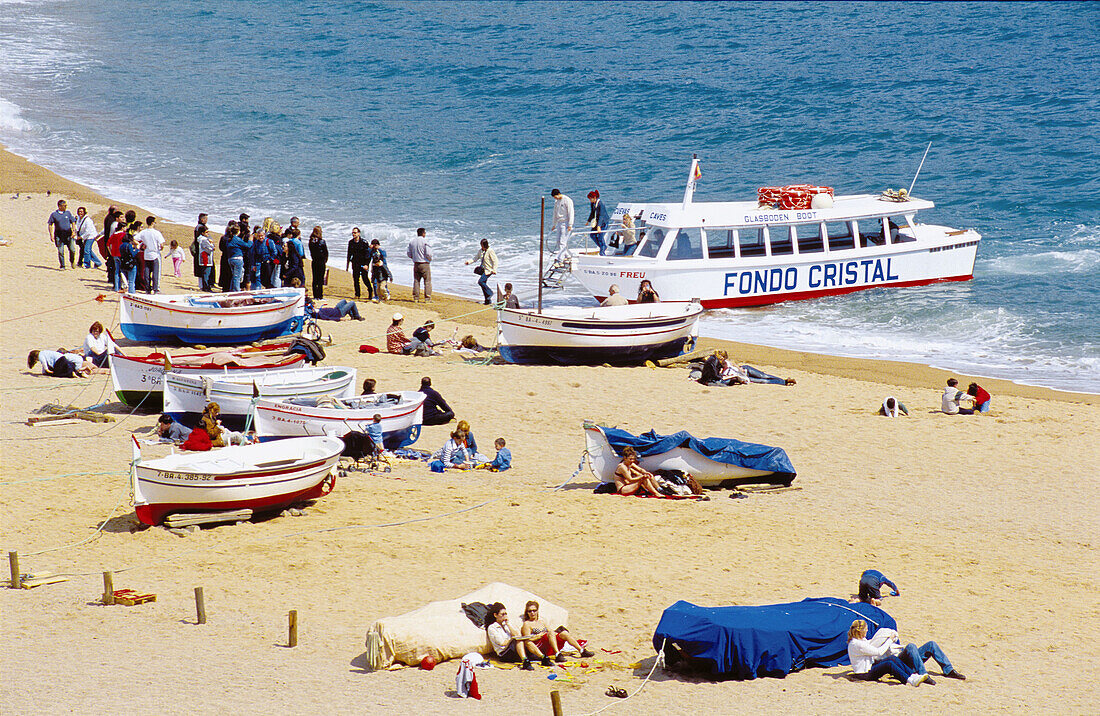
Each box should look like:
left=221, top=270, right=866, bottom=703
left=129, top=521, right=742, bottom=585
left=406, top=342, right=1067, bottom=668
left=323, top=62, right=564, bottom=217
left=120, top=288, right=306, bottom=344
left=253, top=391, right=426, bottom=448
left=565, top=156, right=981, bottom=308
left=131, top=435, right=343, bottom=526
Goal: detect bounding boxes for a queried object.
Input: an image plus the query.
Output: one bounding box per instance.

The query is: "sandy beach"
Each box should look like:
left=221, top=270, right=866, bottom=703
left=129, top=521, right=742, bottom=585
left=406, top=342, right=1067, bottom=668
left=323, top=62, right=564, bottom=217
left=1, top=145, right=1098, bottom=714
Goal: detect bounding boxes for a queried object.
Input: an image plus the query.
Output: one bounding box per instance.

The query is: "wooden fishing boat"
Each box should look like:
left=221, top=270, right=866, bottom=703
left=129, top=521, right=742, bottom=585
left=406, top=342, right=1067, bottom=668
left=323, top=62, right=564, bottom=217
left=583, top=421, right=795, bottom=488
left=119, top=288, right=306, bottom=344
left=131, top=435, right=343, bottom=525
left=163, top=366, right=357, bottom=428
left=108, top=343, right=304, bottom=409
left=253, top=391, right=426, bottom=448
left=497, top=300, right=702, bottom=366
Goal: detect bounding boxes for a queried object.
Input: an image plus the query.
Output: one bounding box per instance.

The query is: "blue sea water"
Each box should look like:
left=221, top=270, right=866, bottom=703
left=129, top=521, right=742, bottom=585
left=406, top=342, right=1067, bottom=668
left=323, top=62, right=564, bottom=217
left=1, top=1, right=1097, bottom=392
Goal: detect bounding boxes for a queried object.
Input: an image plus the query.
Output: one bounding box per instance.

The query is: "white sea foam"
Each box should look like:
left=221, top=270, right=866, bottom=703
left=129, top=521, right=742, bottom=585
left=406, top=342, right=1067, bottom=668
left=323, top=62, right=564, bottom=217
left=0, top=97, right=33, bottom=132
left=981, top=248, right=1100, bottom=275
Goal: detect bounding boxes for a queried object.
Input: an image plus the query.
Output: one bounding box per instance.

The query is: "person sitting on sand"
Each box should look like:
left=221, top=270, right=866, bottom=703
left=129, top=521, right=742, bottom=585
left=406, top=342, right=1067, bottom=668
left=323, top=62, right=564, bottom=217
left=458, top=335, right=489, bottom=353
left=361, top=378, right=377, bottom=395
left=437, top=429, right=473, bottom=468
left=941, top=378, right=974, bottom=415
left=405, top=320, right=439, bottom=356
left=155, top=414, right=192, bottom=443
left=486, top=437, right=512, bottom=471
left=614, top=447, right=663, bottom=496
left=82, top=321, right=122, bottom=368
left=966, top=382, right=991, bottom=414
left=198, top=402, right=252, bottom=448
left=637, top=279, right=660, bottom=303
left=847, top=619, right=929, bottom=687
left=27, top=349, right=95, bottom=378
left=485, top=602, right=544, bottom=670
left=521, top=600, right=594, bottom=663
left=455, top=419, right=479, bottom=456
left=857, top=569, right=899, bottom=606
left=386, top=313, right=410, bottom=354
left=419, top=376, right=455, bottom=426
left=601, top=284, right=629, bottom=307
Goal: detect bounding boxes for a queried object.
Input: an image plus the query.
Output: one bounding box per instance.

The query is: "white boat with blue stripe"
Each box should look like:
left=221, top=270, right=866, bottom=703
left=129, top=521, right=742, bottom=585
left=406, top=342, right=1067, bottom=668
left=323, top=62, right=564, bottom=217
left=498, top=301, right=702, bottom=366
left=120, top=288, right=306, bottom=345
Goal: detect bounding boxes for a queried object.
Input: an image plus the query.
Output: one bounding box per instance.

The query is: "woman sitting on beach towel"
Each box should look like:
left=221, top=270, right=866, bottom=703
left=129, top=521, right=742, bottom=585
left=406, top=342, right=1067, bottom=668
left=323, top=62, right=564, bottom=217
left=613, top=447, right=663, bottom=496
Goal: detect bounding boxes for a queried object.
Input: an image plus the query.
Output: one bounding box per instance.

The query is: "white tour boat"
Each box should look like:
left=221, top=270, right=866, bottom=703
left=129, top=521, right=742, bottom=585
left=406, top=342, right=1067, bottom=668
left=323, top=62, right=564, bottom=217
left=564, top=157, right=981, bottom=308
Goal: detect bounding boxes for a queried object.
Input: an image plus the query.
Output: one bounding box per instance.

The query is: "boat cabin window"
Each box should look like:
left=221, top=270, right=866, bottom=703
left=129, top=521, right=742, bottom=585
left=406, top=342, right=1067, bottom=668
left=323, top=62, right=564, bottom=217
left=769, top=226, right=794, bottom=256
left=795, top=223, right=824, bottom=254
left=859, top=218, right=886, bottom=247
left=739, top=227, right=767, bottom=257
left=635, top=227, right=665, bottom=258
left=826, top=221, right=856, bottom=251
left=666, top=228, right=704, bottom=260
left=707, top=228, right=738, bottom=259
left=888, top=215, right=916, bottom=243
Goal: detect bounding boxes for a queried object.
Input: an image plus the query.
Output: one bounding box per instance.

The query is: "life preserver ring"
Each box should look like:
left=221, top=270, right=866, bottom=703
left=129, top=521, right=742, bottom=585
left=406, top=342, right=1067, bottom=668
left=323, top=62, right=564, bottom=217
left=757, top=186, right=783, bottom=207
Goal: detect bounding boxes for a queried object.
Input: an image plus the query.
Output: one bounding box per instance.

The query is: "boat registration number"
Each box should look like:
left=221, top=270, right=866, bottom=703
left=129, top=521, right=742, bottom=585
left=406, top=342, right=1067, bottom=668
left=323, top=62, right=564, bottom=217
left=157, top=471, right=217, bottom=481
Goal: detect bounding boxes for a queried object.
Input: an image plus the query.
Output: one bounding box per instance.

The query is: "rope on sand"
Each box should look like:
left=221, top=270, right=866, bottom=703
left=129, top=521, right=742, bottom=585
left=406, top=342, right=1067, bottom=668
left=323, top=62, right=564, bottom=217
left=43, top=449, right=591, bottom=578
left=568, top=638, right=667, bottom=716
left=1, top=294, right=109, bottom=323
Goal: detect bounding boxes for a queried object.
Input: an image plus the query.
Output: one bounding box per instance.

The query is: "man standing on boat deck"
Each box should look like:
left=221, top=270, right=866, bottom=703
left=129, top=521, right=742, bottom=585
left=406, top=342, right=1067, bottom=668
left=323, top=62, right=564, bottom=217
left=549, top=189, right=574, bottom=258
left=585, top=190, right=610, bottom=256
left=407, top=227, right=433, bottom=302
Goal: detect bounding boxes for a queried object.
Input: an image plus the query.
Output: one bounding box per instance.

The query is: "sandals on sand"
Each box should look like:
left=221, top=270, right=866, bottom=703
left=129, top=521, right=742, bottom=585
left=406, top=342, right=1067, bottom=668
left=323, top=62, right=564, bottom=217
left=605, top=685, right=628, bottom=698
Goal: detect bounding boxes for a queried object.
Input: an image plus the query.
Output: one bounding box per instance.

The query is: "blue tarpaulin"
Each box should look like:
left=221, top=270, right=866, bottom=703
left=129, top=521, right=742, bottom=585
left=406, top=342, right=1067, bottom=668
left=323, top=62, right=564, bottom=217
left=652, top=598, right=896, bottom=680
left=601, top=427, right=796, bottom=481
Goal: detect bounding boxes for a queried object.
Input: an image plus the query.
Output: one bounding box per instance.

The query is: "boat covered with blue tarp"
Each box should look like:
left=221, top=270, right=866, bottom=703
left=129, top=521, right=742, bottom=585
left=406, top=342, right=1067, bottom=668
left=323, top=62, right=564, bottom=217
left=653, top=597, right=896, bottom=680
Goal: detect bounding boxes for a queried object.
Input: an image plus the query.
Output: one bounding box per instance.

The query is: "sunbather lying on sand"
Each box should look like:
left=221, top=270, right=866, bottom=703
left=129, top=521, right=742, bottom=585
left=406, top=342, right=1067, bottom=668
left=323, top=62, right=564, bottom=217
left=613, top=447, right=663, bottom=496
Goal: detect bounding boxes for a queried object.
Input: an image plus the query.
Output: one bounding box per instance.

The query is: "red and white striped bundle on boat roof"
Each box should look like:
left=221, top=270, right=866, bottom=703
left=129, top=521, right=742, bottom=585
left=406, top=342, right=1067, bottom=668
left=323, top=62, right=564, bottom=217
left=758, top=185, right=834, bottom=210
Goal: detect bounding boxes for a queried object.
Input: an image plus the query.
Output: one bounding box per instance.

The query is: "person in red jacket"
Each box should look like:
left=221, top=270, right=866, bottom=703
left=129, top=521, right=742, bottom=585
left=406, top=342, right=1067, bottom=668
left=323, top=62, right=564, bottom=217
left=967, top=383, right=991, bottom=413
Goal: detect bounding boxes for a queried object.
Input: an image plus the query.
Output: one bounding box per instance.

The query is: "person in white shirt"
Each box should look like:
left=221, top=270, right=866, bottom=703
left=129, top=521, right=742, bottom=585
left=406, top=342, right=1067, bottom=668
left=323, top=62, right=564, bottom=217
left=600, top=284, right=629, bottom=307
left=82, top=321, right=122, bottom=368
left=74, top=207, right=102, bottom=269
left=941, top=378, right=974, bottom=415
left=136, top=216, right=166, bottom=293
left=846, top=620, right=929, bottom=687
left=484, top=603, right=547, bottom=670
left=549, top=189, right=574, bottom=258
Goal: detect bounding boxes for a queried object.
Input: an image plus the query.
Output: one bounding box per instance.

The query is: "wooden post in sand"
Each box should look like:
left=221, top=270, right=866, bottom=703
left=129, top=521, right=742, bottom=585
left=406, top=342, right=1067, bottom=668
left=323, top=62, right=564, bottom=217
left=194, top=587, right=206, bottom=624
left=288, top=610, right=298, bottom=647
left=8, top=551, right=19, bottom=589
left=550, top=690, right=563, bottom=716
left=102, top=571, right=115, bottom=605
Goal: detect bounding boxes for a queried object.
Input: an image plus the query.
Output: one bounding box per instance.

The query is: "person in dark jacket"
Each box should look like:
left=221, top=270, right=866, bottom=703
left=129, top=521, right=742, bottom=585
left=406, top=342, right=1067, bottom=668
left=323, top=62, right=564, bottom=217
left=218, top=220, right=237, bottom=291
left=585, top=190, right=610, bottom=255
left=346, top=227, right=371, bottom=300
left=368, top=239, right=392, bottom=302
left=419, top=376, right=455, bottom=426
left=191, top=213, right=208, bottom=287
left=308, top=226, right=328, bottom=299
left=281, top=240, right=304, bottom=288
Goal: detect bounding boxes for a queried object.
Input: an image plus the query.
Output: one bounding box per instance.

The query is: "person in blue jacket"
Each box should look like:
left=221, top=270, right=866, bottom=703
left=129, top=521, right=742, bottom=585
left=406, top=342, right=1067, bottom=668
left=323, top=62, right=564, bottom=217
left=858, top=569, right=900, bottom=606
left=224, top=226, right=251, bottom=291
left=585, top=190, right=610, bottom=255
left=489, top=438, right=512, bottom=471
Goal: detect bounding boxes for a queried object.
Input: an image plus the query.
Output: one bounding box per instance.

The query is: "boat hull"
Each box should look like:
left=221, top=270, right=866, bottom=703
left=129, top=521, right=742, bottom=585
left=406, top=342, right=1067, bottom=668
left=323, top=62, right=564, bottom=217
left=120, top=288, right=306, bottom=344
left=163, top=367, right=357, bottom=429
left=253, top=392, right=426, bottom=449
left=109, top=346, right=303, bottom=409
left=498, top=303, right=702, bottom=366
left=583, top=424, right=792, bottom=488
left=570, top=232, right=980, bottom=309
left=132, top=436, right=343, bottom=525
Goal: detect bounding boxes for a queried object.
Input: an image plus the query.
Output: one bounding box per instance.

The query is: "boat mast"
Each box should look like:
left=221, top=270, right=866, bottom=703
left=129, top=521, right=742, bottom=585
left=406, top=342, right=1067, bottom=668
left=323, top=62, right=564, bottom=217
left=681, top=153, right=700, bottom=209
left=537, top=196, right=544, bottom=314
left=907, top=142, right=932, bottom=196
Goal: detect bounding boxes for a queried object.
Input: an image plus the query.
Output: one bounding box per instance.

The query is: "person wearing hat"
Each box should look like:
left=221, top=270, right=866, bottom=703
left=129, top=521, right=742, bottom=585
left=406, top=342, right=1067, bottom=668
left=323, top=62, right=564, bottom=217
left=386, top=312, right=410, bottom=354
left=585, top=190, right=610, bottom=256
left=549, top=189, right=574, bottom=258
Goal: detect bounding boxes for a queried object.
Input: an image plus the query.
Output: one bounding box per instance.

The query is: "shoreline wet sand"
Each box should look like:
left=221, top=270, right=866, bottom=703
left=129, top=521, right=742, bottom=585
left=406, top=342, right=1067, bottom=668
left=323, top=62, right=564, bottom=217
left=1, top=145, right=1097, bottom=713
